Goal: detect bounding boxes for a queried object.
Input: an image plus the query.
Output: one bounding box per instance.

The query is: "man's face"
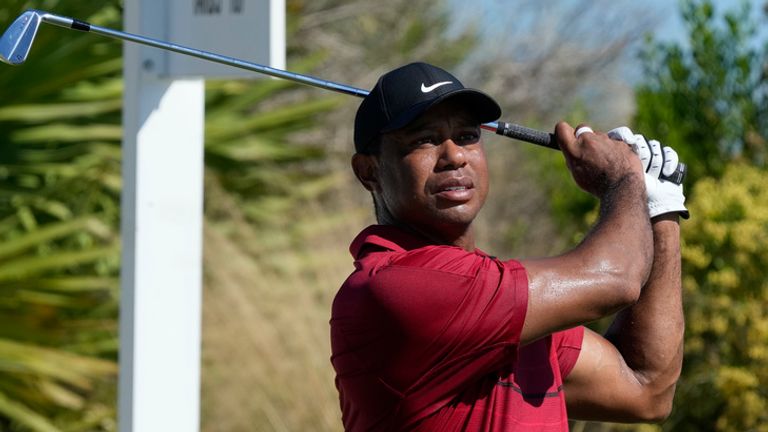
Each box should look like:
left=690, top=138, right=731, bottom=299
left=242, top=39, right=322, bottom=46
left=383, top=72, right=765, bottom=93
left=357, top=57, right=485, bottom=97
left=369, top=99, right=489, bottom=238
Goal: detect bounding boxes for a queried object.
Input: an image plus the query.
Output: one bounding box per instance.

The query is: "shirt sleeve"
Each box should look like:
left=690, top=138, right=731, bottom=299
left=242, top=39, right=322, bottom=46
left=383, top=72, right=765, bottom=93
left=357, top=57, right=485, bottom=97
left=554, top=326, right=585, bottom=379
left=364, top=245, right=528, bottom=420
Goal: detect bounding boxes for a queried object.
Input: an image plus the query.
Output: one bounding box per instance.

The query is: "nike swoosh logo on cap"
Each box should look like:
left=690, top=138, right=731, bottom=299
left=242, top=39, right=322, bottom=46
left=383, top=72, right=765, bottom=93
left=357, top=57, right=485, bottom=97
left=421, top=81, right=453, bottom=93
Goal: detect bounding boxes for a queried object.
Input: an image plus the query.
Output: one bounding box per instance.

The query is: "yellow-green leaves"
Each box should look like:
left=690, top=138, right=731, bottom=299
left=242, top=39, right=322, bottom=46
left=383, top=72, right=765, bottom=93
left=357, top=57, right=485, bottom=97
left=679, top=164, right=768, bottom=430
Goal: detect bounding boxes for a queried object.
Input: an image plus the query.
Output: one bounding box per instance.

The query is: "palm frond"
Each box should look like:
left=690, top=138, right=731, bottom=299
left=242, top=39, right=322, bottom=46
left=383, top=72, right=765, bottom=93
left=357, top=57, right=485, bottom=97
left=0, top=218, right=111, bottom=261
left=0, top=390, right=61, bottom=432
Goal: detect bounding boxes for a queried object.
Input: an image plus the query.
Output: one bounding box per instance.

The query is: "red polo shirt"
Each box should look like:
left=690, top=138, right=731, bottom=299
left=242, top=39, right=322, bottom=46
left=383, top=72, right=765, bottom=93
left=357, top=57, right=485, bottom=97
left=330, top=225, right=584, bottom=431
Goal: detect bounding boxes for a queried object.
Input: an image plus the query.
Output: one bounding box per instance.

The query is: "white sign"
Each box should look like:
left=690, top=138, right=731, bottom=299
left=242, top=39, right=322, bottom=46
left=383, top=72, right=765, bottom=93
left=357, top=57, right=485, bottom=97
left=166, top=0, right=285, bottom=78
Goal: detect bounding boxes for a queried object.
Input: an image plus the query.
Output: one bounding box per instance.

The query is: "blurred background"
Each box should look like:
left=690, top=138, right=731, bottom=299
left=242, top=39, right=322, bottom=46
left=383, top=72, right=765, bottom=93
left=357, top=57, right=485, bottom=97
left=0, top=0, right=766, bottom=430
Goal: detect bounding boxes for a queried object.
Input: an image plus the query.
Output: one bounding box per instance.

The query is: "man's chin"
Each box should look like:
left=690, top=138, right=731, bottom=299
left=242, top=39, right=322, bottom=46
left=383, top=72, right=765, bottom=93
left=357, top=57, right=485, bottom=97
left=433, top=201, right=480, bottom=220
left=428, top=209, right=478, bottom=230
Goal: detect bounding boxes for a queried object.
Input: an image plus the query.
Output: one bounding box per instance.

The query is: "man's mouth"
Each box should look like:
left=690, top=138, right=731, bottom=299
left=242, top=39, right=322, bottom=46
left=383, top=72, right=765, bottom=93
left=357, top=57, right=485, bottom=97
left=434, top=179, right=474, bottom=202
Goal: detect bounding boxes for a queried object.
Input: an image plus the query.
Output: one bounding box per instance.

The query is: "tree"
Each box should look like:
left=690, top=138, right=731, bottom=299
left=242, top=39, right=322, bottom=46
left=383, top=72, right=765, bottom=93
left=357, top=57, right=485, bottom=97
left=670, top=163, right=768, bottom=431
left=632, top=1, right=768, bottom=430
left=635, top=0, right=768, bottom=184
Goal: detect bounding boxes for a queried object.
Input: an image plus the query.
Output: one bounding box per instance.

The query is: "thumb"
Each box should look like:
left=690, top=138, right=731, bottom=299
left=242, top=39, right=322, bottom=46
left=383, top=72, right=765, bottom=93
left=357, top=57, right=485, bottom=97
left=554, top=121, right=578, bottom=156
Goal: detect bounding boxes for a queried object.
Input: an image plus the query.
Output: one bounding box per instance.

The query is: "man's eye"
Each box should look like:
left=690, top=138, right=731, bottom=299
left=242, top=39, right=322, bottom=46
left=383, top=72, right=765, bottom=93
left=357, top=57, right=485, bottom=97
left=414, top=137, right=435, bottom=146
left=457, top=132, right=480, bottom=144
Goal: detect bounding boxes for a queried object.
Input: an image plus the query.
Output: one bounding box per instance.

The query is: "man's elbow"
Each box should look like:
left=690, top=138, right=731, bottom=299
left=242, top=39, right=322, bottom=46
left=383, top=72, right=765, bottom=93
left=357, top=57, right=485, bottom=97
left=617, top=277, right=642, bottom=308
left=594, top=270, right=642, bottom=317
left=601, top=253, right=648, bottom=306
left=637, top=400, right=673, bottom=424
left=633, top=386, right=677, bottom=424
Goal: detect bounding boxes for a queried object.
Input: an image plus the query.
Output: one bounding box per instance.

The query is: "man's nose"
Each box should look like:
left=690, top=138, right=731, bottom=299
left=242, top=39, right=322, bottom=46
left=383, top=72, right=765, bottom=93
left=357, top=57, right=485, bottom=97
left=437, top=139, right=467, bottom=170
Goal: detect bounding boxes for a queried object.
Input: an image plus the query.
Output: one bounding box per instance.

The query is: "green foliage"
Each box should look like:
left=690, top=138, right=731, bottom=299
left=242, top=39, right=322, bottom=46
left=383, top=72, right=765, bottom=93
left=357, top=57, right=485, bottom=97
left=634, top=0, right=768, bottom=183
left=631, top=1, right=768, bottom=430
left=204, top=71, right=344, bottom=226
left=525, top=102, right=602, bottom=238
left=667, top=163, right=768, bottom=431
left=0, top=1, right=124, bottom=430
left=0, top=0, right=343, bottom=430
left=522, top=142, right=595, bottom=241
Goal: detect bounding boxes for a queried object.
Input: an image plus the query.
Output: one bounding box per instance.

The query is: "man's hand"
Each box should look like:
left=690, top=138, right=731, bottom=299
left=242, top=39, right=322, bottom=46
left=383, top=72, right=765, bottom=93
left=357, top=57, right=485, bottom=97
left=607, top=127, right=689, bottom=219
left=554, top=122, right=644, bottom=198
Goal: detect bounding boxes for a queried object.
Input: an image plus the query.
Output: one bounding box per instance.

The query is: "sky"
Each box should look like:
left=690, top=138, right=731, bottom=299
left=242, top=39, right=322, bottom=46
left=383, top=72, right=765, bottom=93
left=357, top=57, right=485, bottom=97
left=650, top=0, right=761, bottom=42
left=448, top=0, right=762, bottom=54
left=445, top=0, right=764, bottom=124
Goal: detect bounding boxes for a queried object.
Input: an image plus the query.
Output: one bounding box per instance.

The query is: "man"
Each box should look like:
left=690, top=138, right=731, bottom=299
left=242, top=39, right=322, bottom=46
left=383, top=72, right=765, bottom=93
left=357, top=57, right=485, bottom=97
left=330, top=62, right=687, bottom=431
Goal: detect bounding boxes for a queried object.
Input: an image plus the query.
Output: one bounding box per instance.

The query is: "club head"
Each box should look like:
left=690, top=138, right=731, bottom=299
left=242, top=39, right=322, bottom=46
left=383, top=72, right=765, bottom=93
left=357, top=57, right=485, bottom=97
left=0, top=10, right=43, bottom=65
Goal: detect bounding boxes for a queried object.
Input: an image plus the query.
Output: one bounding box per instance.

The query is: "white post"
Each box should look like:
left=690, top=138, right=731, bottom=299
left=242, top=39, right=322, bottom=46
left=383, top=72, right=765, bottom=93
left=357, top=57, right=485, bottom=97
left=118, top=0, right=204, bottom=430
left=118, top=1, right=285, bottom=429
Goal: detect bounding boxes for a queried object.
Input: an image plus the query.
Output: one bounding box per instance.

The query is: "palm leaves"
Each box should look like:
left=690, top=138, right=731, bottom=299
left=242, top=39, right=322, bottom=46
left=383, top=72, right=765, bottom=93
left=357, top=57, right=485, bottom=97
left=204, top=71, right=345, bottom=225
left=0, top=1, right=123, bottom=430
left=0, top=0, right=344, bottom=428
left=0, top=215, right=119, bottom=431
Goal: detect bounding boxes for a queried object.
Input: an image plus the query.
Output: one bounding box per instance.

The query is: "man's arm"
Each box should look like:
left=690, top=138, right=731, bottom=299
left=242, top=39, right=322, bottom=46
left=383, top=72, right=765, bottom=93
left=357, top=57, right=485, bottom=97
left=519, top=122, right=653, bottom=344
left=564, top=214, right=683, bottom=422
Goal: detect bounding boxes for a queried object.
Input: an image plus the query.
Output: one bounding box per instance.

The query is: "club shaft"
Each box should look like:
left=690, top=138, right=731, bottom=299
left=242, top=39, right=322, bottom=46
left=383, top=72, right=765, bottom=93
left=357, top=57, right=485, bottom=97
left=6, top=10, right=685, bottom=184
left=37, top=11, right=558, bottom=150
left=20, top=10, right=685, bottom=183
left=40, top=12, right=368, bottom=98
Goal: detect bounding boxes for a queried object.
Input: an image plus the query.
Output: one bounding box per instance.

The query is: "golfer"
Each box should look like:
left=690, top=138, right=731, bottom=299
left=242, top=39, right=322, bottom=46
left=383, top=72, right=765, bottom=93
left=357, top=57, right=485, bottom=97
left=330, top=62, right=687, bottom=431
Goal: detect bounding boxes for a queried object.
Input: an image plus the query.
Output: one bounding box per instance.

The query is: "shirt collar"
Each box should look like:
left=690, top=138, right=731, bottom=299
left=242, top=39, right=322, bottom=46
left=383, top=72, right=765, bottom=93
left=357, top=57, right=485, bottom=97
left=349, top=225, right=434, bottom=259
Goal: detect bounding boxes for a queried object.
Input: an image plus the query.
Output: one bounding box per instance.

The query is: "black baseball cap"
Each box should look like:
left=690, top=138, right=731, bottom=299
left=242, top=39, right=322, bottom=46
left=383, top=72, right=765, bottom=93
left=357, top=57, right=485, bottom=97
left=353, top=62, right=502, bottom=154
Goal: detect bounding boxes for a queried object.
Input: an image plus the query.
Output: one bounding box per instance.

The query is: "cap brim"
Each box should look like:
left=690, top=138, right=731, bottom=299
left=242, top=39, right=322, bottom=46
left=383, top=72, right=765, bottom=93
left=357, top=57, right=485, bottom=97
left=381, top=88, right=501, bottom=133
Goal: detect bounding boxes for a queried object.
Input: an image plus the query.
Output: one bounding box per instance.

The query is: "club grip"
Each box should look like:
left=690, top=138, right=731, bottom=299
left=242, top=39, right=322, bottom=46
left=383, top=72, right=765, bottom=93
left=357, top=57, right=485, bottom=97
left=662, top=161, right=686, bottom=185
left=495, top=121, right=557, bottom=150
left=494, top=121, right=687, bottom=185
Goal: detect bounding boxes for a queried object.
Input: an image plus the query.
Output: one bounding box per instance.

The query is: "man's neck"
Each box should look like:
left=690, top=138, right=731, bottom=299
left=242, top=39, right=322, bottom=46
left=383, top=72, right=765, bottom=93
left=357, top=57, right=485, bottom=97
left=393, top=221, right=476, bottom=252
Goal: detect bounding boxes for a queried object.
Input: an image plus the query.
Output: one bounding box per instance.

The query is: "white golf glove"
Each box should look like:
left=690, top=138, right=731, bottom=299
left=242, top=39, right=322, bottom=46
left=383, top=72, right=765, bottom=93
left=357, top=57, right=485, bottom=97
left=607, top=127, right=689, bottom=219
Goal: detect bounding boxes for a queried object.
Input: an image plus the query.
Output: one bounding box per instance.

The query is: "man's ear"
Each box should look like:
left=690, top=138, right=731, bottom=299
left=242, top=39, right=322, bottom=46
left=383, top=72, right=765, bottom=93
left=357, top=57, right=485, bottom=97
left=351, top=153, right=379, bottom=192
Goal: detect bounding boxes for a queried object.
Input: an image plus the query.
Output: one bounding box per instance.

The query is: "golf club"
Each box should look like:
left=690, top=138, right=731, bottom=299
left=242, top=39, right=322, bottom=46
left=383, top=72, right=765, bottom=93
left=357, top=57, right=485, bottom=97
left=0, top=9, right=686, bottom=184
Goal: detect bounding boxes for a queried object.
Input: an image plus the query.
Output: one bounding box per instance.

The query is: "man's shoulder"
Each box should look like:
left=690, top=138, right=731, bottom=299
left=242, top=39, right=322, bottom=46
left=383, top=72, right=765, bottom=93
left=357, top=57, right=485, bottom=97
left=349, top=224, right=525, bottom=271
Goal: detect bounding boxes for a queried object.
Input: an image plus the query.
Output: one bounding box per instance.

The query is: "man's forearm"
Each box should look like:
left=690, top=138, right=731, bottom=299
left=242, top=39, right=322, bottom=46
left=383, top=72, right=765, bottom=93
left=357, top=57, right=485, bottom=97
left=605, top=214, right=684, bottom=410
left=575, top=173, right=654, bottom=303
left=521, top=174, right=654, bottom=344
